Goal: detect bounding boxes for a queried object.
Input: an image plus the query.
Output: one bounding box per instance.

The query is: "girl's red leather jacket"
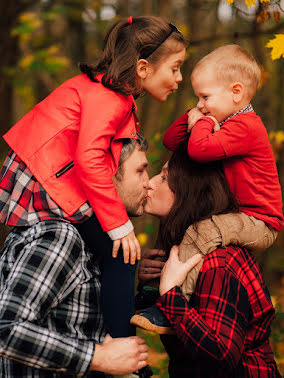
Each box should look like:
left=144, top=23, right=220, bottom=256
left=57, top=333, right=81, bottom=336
left=3, top=74, right=139, bottom=232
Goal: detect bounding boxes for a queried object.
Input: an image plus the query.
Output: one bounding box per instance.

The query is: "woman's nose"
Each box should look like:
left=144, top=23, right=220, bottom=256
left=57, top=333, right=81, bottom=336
left=147, top=177, right=156, bottom=190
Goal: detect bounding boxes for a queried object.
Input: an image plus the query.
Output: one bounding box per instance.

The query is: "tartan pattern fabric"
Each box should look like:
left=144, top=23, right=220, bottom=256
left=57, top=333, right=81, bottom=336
left=158, top=246, right=280, bottom=378
left=0, top=221, right=107, bottom=377
left=0, top=150, right=93, bottom=226
left=219, top=103, right=254, bottom=126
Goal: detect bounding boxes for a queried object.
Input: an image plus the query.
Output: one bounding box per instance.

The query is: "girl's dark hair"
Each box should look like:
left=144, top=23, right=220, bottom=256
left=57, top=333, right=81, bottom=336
left=79, top=16, right=187, bottom=96
left=156, top=148, right=239, bottom=254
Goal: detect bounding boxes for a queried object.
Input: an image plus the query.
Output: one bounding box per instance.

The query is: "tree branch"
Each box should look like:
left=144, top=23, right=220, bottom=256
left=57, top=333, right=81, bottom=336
left=189, top=21, right=284, bottom=46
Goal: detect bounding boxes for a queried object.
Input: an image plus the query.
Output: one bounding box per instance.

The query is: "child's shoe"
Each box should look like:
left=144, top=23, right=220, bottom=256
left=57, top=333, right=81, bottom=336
left=135, top=286, right=160, bottom=311
left=130, top=304, right=175, bottom=335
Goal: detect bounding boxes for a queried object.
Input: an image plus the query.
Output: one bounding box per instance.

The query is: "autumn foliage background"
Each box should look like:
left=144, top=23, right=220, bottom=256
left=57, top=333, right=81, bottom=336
left=0, top=0, right=283, bottom=376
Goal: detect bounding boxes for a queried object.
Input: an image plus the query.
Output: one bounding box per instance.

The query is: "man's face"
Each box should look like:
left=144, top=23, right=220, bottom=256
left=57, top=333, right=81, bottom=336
left=114, top=145, right=149, bottom=217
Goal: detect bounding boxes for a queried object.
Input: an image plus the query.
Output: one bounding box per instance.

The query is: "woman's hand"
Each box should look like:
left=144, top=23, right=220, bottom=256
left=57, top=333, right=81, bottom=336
left=138, top=249, right=166, bottom=285
left=159, top=245, right=202, bottom=296
left=112, top=231, right=141, bottom=265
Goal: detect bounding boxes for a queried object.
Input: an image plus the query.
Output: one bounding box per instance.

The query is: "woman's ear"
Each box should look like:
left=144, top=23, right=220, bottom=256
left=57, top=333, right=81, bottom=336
left=232, top=82, right=244, bottom=104
left=136, top=59, right=150, bottom=80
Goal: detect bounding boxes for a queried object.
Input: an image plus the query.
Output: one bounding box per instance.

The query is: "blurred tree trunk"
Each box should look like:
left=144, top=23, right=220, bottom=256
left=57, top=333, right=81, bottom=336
left=0, top=0, right=36, bottom=156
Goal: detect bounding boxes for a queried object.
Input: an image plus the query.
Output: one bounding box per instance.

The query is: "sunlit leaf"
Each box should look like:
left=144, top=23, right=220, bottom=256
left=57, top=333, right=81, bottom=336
left=266, top=35, right=284, bottom=60
left=245, top=0, right=256, bottom=7
left=137, top=233, right=148, bottom=246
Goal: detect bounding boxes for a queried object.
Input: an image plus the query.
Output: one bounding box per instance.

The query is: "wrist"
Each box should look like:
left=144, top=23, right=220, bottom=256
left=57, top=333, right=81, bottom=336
left=90, top=344, right=104, bottom=372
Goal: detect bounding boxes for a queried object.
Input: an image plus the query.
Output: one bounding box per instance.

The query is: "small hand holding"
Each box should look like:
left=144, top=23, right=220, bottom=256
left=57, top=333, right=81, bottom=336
left=112, top=230, right=141, bottom=265
left=187, top=107, right=204, bottom=132
left=206, top=115, right=220, bottom=132
left=159, top=245, right=202, bottom=296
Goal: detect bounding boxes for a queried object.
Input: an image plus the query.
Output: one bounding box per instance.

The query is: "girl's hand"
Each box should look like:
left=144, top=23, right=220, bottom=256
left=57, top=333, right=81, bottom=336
left=159, top=245, right=202, bottom=296
left=187, top=107, right=204, bottom=132
left=138, top=249, right=166, bottom=285
left=112, top=231, right=141, bottom=265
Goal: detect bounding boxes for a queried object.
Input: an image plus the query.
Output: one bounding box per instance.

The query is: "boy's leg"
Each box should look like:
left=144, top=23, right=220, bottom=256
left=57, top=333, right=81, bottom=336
left=179, top=213, right=278, bottom=300
left=179, top=218, right=222, bottom=300
left=212, top=213, right=278, bottom=253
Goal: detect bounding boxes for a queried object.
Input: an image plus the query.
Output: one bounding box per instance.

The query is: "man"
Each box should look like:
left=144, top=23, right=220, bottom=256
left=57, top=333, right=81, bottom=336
left=0, top=135, right=149, bottom=377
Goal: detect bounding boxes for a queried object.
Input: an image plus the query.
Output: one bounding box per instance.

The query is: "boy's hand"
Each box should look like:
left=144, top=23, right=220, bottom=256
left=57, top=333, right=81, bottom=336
left=112, top=231, right=141, bottom=265
left=206, top=115, right=220, bottom=132
left=187, top=107, right=204, bottom=132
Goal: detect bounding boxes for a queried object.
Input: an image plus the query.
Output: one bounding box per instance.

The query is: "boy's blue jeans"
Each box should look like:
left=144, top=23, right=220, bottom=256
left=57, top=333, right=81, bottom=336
left=75, top=215, right=136, bottom=338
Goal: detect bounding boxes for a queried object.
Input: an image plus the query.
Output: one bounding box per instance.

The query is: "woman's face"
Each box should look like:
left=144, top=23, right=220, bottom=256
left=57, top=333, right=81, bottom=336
left=144, top=162, right=175, bottom=217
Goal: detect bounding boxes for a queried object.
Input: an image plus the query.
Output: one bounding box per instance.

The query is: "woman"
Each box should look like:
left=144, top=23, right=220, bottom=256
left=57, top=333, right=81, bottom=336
left=139, top=149, right=280, bottom=377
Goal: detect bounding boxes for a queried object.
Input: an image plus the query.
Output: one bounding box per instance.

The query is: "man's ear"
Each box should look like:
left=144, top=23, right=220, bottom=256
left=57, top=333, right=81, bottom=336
left=232, top=82, right=244, bottom=104
left=136, top=59, right=150, bottom=80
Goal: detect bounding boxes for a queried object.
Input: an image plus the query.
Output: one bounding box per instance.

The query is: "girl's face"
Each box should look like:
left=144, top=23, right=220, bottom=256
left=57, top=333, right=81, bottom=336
left=139, top=47, right=186, bottom=102
left=144, top=162, right=175, bottom=217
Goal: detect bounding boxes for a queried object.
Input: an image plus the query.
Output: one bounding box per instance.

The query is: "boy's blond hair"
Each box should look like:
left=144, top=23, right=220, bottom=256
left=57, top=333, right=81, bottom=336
left=191, top=44, right=261, bottom=100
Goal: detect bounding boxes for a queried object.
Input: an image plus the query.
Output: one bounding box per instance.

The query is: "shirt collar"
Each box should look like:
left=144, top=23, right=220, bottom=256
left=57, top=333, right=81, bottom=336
left=219, top=103, right=254, bottom=127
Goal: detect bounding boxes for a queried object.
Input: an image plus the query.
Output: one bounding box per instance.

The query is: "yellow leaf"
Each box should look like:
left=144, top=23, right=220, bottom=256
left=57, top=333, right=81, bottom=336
left=225, top=0, right=234, bottom=4
left=153, top=133, right=161, bottom=142
left=245, top=0, right=256, bottom=7
left=137, top=233, right=148, bottom=247
left=19, top=55, right=34, bottom=68
left=266, top=34, right=284, bottom=60
left=260, top=0, right=270, bottom=2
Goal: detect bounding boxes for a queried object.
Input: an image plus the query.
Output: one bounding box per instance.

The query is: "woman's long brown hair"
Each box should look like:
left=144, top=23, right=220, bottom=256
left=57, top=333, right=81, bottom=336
left=156, top=148, right=239, bottom=254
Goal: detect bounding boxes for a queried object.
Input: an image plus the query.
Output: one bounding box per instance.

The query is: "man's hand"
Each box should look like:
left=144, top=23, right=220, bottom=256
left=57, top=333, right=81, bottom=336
left=187, top=107, right=204, bottom=132
left=90, top=334, right=148, bottom=374
left=138, top=249, right=166, bottom=285
left=112, top=231, right=141, bottom=265
left=159, top=245, right=202, bottom=296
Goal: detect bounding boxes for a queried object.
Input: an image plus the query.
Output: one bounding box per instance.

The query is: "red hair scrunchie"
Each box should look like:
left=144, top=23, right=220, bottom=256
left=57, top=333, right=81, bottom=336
left=128, top=16, right=133, bottom=24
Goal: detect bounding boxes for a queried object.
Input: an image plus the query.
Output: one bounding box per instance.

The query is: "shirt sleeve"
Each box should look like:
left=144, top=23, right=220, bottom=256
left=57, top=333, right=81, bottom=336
left=75, top=88, right=132, bottom=232
left=187, top=116, right=250, bottom=162
left=163, top=111, right=190, bottom=150
left=156, top=267, right=250, bottom=372
left=0, top=223, right=94, bottom=376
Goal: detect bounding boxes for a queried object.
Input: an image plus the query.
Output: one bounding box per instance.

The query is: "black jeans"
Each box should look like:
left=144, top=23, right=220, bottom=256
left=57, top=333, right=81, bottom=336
left=75, top=215, right=136, bottom=337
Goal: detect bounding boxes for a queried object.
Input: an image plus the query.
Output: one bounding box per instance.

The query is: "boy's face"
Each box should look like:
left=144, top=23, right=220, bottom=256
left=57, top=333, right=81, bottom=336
left=191, top=67, right=236, bottom=123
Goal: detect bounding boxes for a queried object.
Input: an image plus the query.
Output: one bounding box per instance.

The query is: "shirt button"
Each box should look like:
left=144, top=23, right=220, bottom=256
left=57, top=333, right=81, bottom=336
left=136, top=122, right=140, bottom=127
left=131, top=132, right=136, bottom=137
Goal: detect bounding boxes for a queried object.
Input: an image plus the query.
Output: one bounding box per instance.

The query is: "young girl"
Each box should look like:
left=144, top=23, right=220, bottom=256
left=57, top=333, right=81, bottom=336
left=0, top=16, right=186, bottom=338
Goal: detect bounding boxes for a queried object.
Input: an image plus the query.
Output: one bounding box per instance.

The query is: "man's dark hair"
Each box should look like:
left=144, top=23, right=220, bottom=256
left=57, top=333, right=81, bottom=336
left=115, top=133, right=148, bottom=180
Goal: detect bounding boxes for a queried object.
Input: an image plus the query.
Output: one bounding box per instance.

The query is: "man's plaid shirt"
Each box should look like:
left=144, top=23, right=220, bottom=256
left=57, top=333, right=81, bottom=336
left=158, top=245, right=280, bottom=377
left=0, top=221, right=106, bottom=377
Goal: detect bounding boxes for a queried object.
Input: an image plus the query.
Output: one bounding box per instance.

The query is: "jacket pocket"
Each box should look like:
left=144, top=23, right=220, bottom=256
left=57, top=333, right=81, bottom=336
left=55, top=161, right=74, bottom=178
